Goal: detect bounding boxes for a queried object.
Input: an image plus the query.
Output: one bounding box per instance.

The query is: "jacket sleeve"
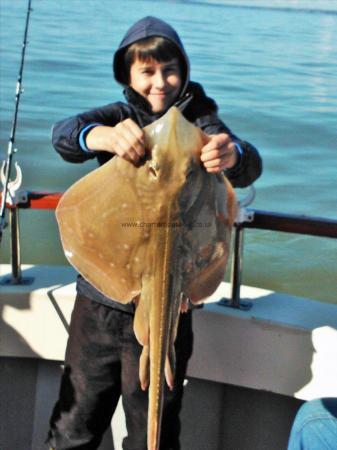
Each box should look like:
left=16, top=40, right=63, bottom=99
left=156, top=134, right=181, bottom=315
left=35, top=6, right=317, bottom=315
left=184, top=82, right=263, bottom=188
left=51, top=102, right=126, bottom=163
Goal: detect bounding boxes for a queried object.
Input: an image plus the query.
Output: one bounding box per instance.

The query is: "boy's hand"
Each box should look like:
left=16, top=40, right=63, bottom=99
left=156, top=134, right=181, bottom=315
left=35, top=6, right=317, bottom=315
left=86, top=119, right=145, bottom=164
left=200, top=133, right=238, bottom=173
left=110, top=119, right=146, bottom=164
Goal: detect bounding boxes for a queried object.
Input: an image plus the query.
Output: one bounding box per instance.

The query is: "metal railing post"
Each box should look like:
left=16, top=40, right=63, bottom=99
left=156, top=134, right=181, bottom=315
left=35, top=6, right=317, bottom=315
left=230, top=224, right=244, bottom=307
left=219, top=187, right=256, bottom=310
left=9, top=206, right=22, bottom=283
left=0, top=193, right=33, bottom=286
left=218, top=223, right=252, bottom=310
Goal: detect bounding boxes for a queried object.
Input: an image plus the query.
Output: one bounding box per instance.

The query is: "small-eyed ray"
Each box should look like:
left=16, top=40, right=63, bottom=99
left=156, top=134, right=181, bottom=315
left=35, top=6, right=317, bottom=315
left=56, top=106, right=237, bottom=450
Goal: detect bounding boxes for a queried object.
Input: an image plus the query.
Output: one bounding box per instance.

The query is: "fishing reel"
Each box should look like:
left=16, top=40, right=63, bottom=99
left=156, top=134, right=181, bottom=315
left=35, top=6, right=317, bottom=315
left=0, top=161, right=26, bottom=208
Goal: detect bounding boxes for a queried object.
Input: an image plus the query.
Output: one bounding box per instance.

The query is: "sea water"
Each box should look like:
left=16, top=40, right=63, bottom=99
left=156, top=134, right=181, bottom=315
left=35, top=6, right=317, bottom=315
left=0, top=0, right=336, bottom=303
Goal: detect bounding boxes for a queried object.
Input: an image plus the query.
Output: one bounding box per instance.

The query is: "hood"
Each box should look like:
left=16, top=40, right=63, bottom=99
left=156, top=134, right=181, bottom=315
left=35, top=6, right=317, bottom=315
left=113, top=16, right=190, bottom=96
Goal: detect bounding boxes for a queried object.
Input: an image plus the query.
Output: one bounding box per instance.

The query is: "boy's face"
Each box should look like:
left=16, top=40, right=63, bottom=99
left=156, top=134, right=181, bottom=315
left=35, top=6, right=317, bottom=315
left=129, top=57, right=182, bottom=113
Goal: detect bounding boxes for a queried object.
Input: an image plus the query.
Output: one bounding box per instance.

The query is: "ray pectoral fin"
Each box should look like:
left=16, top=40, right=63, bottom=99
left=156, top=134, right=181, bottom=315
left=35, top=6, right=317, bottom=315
left=56, top=156, right=148, bottom=302
left=134, top=282, right=151, bottom=346
left=164, top=291, right=181, bottom=390
left=184, top=244, right=229, bottom=303
left=165, top=346, right=176, bottom=391
left=140, top=345, right=150, bottom=391
left=134, top=282, right=151, bottom=390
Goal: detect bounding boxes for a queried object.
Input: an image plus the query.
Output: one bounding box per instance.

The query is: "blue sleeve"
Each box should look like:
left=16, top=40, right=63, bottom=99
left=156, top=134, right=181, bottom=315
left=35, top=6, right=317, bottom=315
left=79, top=123, right=102, bottom=152
left=232, top=142, right=243, bottom=168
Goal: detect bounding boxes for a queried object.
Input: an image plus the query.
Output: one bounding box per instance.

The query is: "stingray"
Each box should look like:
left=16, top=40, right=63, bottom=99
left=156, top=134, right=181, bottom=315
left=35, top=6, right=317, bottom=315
left=56, top=106, right=237, bottom=450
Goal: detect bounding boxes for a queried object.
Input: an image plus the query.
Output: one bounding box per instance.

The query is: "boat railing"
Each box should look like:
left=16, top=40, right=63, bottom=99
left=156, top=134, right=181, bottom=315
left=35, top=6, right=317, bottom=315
left=1, top=191, right=337, bottom=309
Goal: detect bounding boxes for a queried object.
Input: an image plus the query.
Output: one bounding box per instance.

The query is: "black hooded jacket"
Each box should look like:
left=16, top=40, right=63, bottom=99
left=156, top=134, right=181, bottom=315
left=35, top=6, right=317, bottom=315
left=52, top=16, right=262, bottom=311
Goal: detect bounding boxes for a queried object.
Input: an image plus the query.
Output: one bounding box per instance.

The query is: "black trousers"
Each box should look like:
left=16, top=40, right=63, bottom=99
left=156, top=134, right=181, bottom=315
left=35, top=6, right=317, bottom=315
left=47, top=294, right=193, bottom=450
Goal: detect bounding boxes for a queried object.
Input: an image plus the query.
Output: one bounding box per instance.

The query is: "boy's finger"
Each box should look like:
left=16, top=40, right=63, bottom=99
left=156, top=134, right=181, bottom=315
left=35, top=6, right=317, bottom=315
left=200, top=140, right=216, bottom=154
left=203, top=158, right=222, bottom=169
left=125, top=136, right=144, bottom=159
left=200, top=149, right=217, bottom=162
left=125, top=124, right=146, bottom=158
left=128, top=130, right=145, bottom=158
left=202, top=148, right=235, bottom=166
left=200, top=148, right=227, bottom=162
left=202, top=134, right=232, bottom=153
left=123, top=144, right=142, bottom=164
left=114, top=133, right=140, bottom=163
left=205, top=166, right=223, bottom=173
left=115, top=127, right=144, bottom=160
left=132, top=140, right=146, bottom=159
left=124, top=119, right=145, bottom=144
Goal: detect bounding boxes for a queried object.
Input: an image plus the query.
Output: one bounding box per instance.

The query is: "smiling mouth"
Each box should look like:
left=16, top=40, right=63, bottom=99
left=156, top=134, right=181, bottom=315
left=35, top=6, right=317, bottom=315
left=150, top=92, right=171, bottom=96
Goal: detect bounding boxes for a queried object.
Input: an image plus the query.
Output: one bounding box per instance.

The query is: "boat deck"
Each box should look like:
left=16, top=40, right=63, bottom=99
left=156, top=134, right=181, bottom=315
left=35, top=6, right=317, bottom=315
left=1, top=263, right=337, bottom=449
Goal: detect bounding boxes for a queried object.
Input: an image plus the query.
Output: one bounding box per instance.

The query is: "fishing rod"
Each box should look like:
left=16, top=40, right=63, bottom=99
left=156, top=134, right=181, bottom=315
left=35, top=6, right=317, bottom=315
left=0, top=0, right=33, bottom=244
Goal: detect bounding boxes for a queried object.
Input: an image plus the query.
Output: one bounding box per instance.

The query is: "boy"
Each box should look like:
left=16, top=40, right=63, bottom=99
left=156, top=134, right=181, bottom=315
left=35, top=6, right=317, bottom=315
left=48, top=16, right=262, bottom=450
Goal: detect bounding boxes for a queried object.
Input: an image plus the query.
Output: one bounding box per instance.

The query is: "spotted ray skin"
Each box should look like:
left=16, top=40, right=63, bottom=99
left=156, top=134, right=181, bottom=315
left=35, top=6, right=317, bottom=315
left=56, top=107, right=236, bottom=450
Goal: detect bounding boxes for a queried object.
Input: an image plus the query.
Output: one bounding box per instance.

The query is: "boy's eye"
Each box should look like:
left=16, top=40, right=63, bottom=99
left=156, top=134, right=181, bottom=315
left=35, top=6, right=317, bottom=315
left=141, top=68, right=154, bottom=75
left=165, top=66, right=179, bottom=75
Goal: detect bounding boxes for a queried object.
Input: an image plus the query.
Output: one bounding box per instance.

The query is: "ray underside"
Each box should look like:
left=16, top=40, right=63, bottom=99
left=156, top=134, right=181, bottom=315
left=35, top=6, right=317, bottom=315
left=56, top=106, right=236, bottom=450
